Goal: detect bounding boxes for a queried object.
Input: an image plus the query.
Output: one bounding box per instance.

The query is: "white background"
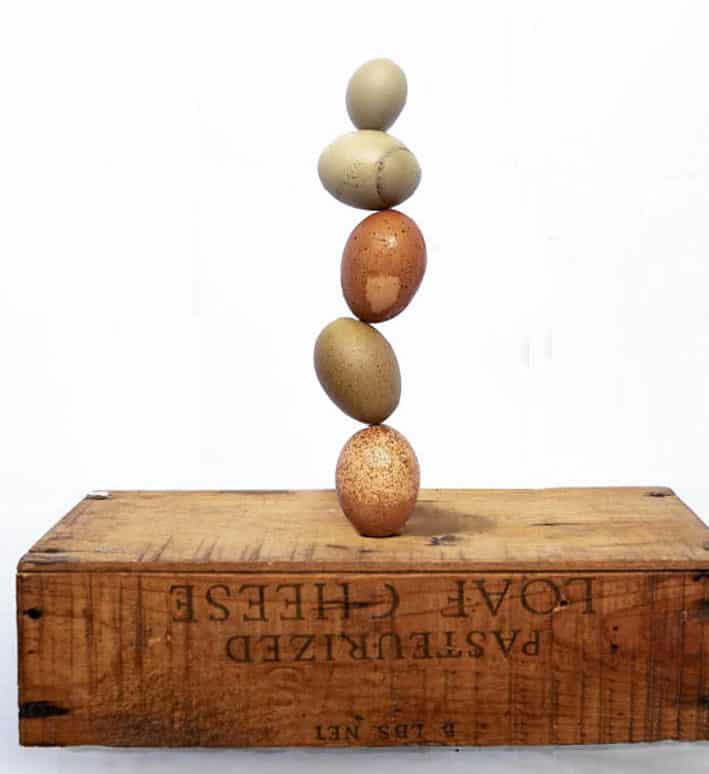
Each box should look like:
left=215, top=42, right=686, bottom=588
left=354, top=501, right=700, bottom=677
left=2, top=1, right=709, bottom=771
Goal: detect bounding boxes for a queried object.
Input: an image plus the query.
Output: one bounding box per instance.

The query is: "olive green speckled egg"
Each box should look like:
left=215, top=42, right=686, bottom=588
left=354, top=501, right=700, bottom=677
left=313, top=318, right=400, bottom=424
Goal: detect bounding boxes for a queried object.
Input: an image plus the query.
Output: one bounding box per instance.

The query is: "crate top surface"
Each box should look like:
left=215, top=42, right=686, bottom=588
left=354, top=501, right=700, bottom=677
left=17, top=487, right=709, bottom=574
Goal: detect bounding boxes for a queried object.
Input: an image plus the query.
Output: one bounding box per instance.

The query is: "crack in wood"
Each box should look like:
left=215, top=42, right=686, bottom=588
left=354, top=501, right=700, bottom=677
left=19, top=702, right=70, bottom=719
left=429, top=535, right=460, bottom=546
left=531, top=521, right=584, bottom=527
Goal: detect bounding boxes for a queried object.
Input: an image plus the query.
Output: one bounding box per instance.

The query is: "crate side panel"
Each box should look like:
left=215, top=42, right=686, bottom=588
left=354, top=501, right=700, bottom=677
left=18, top=570, right=709, bottom=747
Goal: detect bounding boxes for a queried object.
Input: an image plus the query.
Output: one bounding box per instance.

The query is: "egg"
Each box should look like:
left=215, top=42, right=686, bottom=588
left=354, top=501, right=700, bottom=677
left=314, top=318, right=400, bottom=424
left=341, top=210, right=426, bottom=322
left=336, top=424, right=420, bottom=537
left=317, top=130, right=421, bottom=210
left=346, top=58, right=408, bottom=131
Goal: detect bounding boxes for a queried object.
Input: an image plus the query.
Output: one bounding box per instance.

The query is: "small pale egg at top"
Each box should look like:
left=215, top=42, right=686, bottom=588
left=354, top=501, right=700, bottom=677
left=346, top=58, right=408, bottom=131
left=341, top=209, right=427, bottom=322
left=336, top=424, right=420, bottom=537
left=318, top=130, right=421, bottom=210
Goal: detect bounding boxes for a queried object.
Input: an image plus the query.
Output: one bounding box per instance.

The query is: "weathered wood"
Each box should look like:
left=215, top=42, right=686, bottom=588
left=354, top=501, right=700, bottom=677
left=16, top=488, right=709, bottom=747
left=17, top=487, right=709, bottom=573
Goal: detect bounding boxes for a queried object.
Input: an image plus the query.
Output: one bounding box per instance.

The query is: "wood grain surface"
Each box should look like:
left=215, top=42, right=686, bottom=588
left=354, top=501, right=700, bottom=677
left=16, top=488, right=709, bottom=747
left=17, top=487, right=709, bottom=573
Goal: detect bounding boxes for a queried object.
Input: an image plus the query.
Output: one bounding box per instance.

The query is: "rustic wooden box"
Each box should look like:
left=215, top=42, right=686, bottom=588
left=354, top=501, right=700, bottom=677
left=17, top=487, right=709, bottom=747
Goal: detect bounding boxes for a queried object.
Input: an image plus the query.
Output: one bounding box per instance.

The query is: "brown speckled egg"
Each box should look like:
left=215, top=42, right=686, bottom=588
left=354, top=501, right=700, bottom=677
left=336, top=425, right=420, bottom=537
left=341, top=210, right=426, bottom=323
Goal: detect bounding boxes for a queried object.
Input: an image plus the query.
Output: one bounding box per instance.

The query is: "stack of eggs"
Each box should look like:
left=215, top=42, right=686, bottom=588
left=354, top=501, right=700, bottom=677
left=314, top=58, right=425, bottom=538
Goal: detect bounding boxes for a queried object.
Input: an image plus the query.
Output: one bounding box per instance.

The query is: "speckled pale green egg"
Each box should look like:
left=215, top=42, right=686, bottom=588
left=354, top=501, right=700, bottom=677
left=336, top=424, right=420, bottom=537
left=346, top=58, right=407, bottom=131
left=313, top=318, right=400, bottom=424
left=317, top=130, right=421, bottom=210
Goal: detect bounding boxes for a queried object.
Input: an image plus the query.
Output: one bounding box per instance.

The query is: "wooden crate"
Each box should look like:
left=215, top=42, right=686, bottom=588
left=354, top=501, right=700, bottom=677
left=16, top=487, right=709, bottom=747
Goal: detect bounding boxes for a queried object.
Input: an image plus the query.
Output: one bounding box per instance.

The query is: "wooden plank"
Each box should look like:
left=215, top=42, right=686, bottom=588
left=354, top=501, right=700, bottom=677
left=17, top=488, right=709, bottom=574
left=17, top=569, right=709, bottom=747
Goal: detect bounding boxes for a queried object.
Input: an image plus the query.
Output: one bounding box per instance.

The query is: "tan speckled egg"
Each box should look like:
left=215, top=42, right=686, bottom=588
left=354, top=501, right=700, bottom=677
left=342, top=209, right=426, bottom=322
left=346, top=58, right=407, bottom=130
left=317, top=130, right=421, bottom=210
left=314, top=318, right=400, bottom=424
left=336, top=425, right=420, bottom=537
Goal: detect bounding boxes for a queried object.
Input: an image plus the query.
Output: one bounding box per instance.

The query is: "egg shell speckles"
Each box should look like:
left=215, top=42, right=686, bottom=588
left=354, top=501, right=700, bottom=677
left=336, top=425, right=420, bottom=537
left=341, top=210, right=427, bottom=322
